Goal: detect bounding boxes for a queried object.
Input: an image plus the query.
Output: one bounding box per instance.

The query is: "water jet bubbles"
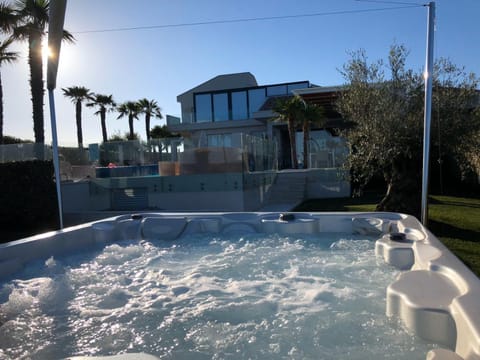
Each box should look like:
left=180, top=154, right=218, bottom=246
left=0, top=232, right=439, bottom=359
left=45, top=256, right=57, bottom=268
left=97, top=287, right=130, bottom=309
left=37, top=276, right=73, bottom=314
left=1, top=287, right=34, bottom=319
left=269, top=342, right=280, bottom=353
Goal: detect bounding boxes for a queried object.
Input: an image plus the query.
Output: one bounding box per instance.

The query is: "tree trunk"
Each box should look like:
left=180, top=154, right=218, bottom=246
left=100, top=109, right=108, bottom=143
left=29, top=33, right=45, bottom=144
left=288, top=118, right=298, bottom=169
left=303, top=122, right=309, bottom=169
left=76, top=100, right=83, bottom=148
left=0, top=71, right=3, bottom=144
left=145, top=113, right=151, bottom=140
left=128, top=115, right=134, bottom=140
left=376, top=157, right=421, bottom=218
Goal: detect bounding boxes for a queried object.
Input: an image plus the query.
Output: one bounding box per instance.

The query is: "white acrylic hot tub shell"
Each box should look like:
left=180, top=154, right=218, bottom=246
left=376, top=216, right=480, bottom=360
left=0, top=212, right=479, bottom=360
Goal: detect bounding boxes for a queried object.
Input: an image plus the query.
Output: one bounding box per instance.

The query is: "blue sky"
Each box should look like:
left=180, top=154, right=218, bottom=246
left=2, top=0, right=480, bottom=146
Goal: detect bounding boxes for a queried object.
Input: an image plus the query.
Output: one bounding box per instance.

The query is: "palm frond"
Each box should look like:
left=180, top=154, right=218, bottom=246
left=62, top=86, right=93, bottom=103
left=62, top=29, right=75, bottom=43
left=0, top=37, right=19, bottom=64
left=14, top=0, right=49, bottom=26
left=11, top=23, right=35, bottom=40
left=0, top=2, right=19, bottom=32
left=138, top=98, right=163, bottom=118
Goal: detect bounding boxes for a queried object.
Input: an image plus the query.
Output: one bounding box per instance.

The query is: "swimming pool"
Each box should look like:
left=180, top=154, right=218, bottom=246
left=0, top=212, right=478, bottom=360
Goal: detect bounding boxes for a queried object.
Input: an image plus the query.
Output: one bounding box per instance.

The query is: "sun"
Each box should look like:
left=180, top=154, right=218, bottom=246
left=41, top=39, right=53, bottom=61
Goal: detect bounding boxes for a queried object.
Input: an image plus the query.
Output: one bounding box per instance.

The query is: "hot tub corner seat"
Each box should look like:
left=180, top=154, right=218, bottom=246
left=141, top=217, right=188, bottom=241
left=387, top=270, right=461, bottom=350
left=352, top=217, right=384, bottom=236
left=375, top=234, right=415, bottom=270
left=427, top=348, right=465, bottom=360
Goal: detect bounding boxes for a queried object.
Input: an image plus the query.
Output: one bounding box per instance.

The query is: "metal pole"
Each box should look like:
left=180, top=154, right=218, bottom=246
left=48, top=90, right=64, bottom=229
left=47, top=0, right=67, bottom=229
left=421, top=1, right=435, bottom=225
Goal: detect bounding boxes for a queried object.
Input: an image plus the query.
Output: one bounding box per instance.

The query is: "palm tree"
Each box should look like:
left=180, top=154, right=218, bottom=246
left=272, top=95, right=305, bottom=169
left=301, top=102, right=325, bottom=168
left=87, top=94, right=116, bottom=143
left=12, top=0, right=74, bottom=144
left=0, top=3, right=19, bottom=144
left=62, top=86, right=92, bottom=148
left=0, top=37, right=19, bottom=144
left=117, top=101, right=140, bottom=140
left=137, top=98, right=162, bottom=141
left=0, top=2, right=18, bottom=32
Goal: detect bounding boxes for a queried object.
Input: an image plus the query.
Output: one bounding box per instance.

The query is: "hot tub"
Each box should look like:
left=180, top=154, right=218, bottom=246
left=0, top=212, right=478, bottom=360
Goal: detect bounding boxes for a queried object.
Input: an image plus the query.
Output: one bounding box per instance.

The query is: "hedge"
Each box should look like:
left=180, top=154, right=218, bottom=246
left=0, top=160, right=59, bottom=242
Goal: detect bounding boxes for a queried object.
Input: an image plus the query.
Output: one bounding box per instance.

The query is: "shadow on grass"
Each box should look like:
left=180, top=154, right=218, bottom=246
left=428, top=220, right=480, bottom=243
left=293, top=193, right=383, bottom=212
left=429, top=197, right=480, bottom=209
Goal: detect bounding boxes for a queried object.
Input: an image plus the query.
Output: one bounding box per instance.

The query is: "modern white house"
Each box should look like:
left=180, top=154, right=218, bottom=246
left=167, top=72, right=348, bottom=169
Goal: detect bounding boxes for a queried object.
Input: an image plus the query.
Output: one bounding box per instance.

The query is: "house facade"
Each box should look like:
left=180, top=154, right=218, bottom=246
left=167, top=72, right=347, bottom=169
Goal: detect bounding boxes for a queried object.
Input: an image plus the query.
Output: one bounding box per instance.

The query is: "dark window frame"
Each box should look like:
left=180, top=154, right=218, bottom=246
left=193, top=80, right=310, bottom=123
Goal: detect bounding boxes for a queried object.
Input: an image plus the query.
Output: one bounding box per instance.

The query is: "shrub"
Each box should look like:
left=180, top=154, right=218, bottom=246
left=0, top=160, right=59, bottom=242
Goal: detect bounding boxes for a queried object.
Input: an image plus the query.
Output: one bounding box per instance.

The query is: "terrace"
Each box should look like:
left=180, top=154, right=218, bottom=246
left=0, top=135, right=350, bottom=225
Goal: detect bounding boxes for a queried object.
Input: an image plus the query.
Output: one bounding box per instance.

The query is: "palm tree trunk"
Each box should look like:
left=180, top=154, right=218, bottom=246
left=303, top=123, right=309, bottom=169
left=0, top=71, right=3, bottom=144
left=128, top=115, right=134, bottom=140
left=288, top=118, right=298, bottom=169
left=145, top=113, right=151, bottom=140
left=76, top=100, right=83, bottom=148
left=100, top=109, right=108, bottom=142
left=29, top=33, right=45, bottom=144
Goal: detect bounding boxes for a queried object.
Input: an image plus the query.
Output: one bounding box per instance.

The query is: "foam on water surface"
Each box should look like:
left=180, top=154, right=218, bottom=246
left=0, top=233, right=436, bottom=359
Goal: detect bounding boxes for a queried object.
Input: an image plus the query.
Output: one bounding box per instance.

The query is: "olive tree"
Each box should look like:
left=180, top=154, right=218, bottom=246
left=336, top=44, right=480, bottom=217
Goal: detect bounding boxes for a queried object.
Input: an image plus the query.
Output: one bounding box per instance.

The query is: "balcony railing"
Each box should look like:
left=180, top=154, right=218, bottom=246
left=0, top=133, right=345, bottom=181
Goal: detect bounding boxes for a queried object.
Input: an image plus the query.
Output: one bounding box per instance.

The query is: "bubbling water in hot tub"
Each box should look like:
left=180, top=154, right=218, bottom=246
left=0, top=232, right=435, bottom=359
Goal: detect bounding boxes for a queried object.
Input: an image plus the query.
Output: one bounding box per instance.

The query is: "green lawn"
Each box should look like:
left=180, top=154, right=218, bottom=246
left=294, top=194, right=480, bottom=276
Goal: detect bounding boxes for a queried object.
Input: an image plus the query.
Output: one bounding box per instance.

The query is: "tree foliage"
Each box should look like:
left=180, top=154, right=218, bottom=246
left=272, top=95, right=305, bottom=169
left=12, top=0, right=74, bottom=144
left=62, top=86, right=93, bottom=148
left=117, top=101, right=140, bottom=140
left=0, top=2, right=18, bottom=144
left=137, top=98, right=162, bottom=141
left=272, top=95, right=326, bottom=169
left=336, top=44, right=480, bottom=217
left=150, top=125, right=178, bottom=139
left=0, top=36, right=18, bottom=144
left=2, top=134, right=32, bottom=144
left=87, top=94, right=116, bottom=143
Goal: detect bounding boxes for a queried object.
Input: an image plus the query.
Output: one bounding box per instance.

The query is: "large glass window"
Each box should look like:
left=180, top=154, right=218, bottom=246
left=231, top=91, right=248, bottom=120
left=248, top=88, right=266, bottom=117
left=207, top=134, right=232, bottom=147
left=195, top=94, right=212, bottom=123
left=267, top=85, right=287, bottom=96
left=207, top=134, right=220, bottom=147
left=287, top=82, right=309, bottom=93
left=213, top=93, right=229, bottom=121
left=194, top=82, right=310, bottom=123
